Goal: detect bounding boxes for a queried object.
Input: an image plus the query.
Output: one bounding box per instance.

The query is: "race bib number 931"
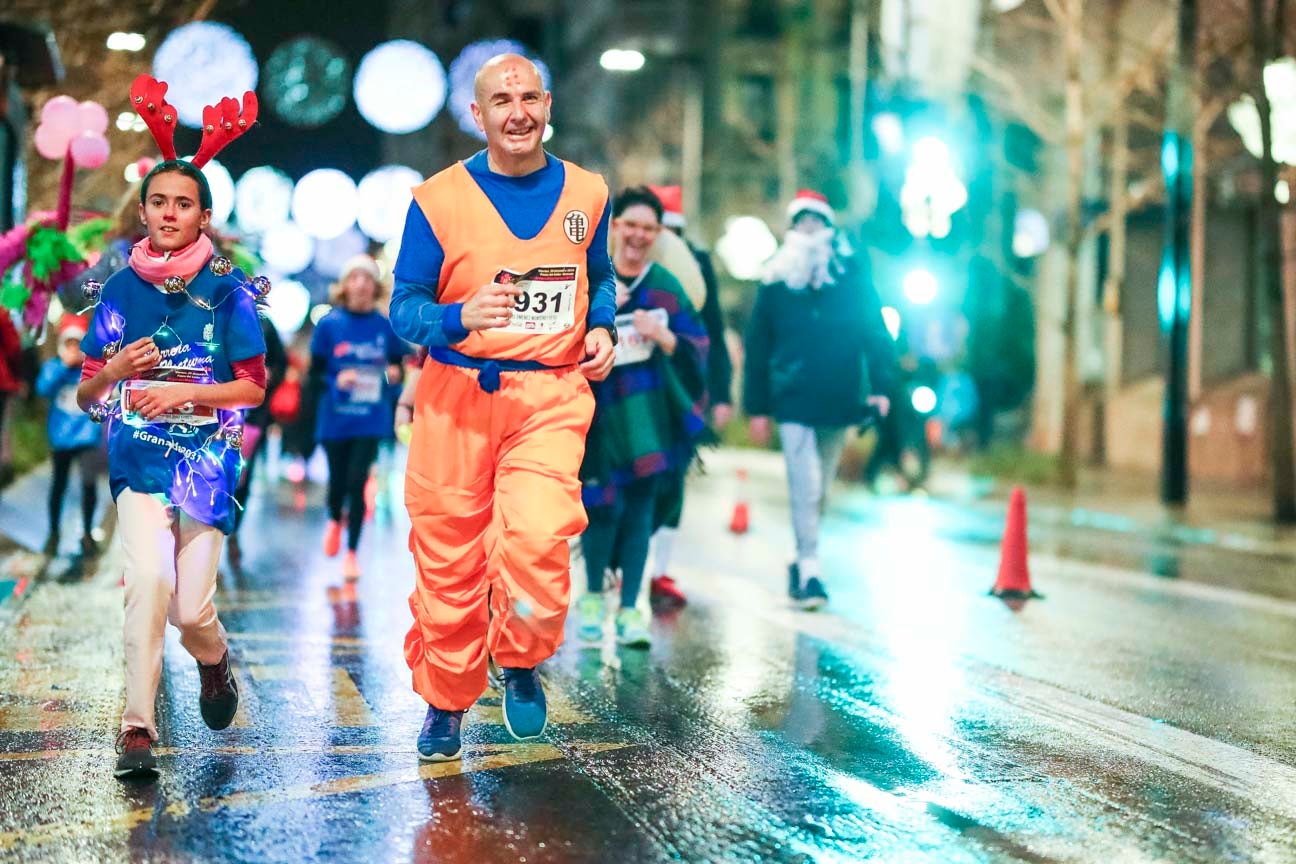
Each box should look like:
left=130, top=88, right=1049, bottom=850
left=494, top=266, right=578, bottom=334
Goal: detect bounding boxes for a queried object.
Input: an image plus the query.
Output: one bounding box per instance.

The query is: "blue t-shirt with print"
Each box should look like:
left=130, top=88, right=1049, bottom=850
left=82, top=263, right=267, bottom=534
left=36, top=358, right=101, bottom=451
left=311, top=309, right=406, bottom=442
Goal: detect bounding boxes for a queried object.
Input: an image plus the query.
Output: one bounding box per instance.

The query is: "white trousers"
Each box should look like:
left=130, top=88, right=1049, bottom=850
left=118, top=489, right=227, bottom=740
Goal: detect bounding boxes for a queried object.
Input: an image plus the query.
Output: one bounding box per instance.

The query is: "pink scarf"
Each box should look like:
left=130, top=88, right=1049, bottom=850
left=128, top=234, right=214, bottom=287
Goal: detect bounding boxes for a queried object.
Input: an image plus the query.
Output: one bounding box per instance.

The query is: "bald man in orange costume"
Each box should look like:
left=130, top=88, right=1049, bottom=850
left=389, top=54, right=617, bottom=761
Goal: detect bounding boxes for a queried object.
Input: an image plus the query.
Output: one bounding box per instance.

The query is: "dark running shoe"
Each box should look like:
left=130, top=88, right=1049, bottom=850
left=500, top=666, right=547, bottom=741
left=800, top=577, right=829, bottom=611
left=787, top=562, right=802, bottom=601
left=197, top=651, right=239, bottom=730
left=114, top=727, right=158, bottom=779
left=417, top=706, right=465, bottom=762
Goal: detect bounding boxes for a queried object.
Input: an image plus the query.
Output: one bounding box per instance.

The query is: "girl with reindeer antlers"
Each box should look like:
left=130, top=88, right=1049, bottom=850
left=76, top=75, right=269, bottom=780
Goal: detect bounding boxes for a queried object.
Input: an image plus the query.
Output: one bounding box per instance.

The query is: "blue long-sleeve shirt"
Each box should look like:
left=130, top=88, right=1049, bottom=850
left=389, top=150, right=617, bottom=350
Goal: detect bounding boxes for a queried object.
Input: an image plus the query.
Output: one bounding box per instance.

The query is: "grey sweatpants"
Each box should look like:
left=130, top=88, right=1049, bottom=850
left=778, top=423, right=849, bottom=579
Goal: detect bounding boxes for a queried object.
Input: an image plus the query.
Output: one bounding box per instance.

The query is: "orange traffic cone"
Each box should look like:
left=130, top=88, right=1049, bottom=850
left=729, top=469, right=750, bottom=535
left=989, top=486, right=1042, bottom=600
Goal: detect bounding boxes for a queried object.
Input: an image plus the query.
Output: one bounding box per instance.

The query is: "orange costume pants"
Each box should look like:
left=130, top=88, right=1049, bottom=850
left=403, top=360, right=595, bottom=710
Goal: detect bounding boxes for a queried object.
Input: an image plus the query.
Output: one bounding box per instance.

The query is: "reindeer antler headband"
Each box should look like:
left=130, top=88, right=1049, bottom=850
left=130, top=74, right=258, bottom=209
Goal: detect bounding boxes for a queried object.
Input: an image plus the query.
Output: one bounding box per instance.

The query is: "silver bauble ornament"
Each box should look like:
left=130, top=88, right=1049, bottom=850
left=252, top=275, right=272, bottom=298
left=222, top=426, right=244, bottom=451
left=81, top=280, right=103, bottom=303
left=87, top=403, right=109, bottom=423
left=209, top=256, right=234, bottom=277
left=162, top=275, right=186, bottom=294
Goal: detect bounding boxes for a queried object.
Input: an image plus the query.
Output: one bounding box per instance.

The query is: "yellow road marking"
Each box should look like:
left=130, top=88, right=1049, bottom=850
left=0, top=742, right=634, bottom=849
left=332, top=667, right=377, bottom=727
left=199, top=742, right=632, bottom=813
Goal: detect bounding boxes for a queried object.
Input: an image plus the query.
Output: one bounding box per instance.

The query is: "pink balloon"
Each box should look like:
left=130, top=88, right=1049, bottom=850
left=70, top=132, right=109, bottom=170
left=39, top=95, right=78, bottom=128
left=33, top=123, right=69, bottom=161
left=77, top=101, right=109, bottom=135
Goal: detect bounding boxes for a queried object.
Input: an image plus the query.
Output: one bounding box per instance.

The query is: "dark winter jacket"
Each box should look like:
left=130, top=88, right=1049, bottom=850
left=743, top=250, right=895, bottom=428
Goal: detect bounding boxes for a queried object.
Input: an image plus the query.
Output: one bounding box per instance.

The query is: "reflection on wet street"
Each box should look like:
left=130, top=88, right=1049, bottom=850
left=1, top=449, right=1294, bottom=862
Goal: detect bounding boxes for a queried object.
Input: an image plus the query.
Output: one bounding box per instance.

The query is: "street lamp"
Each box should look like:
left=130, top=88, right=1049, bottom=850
left=600, top=49, right=645, bottom=72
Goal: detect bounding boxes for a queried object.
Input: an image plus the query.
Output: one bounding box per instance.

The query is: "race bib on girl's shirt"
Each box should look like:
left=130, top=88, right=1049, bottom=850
left=122, top=366, right=218, bottom=427
left=493, top=266, right=578, bottom=334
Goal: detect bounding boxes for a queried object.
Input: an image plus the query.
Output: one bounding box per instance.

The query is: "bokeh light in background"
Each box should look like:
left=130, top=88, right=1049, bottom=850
left=152, top=23, right=258, bottom=128
left=313, top=228, right=369, bottom=279
left=881, top=306, right=902, bottom=340
left=447, top=40, right=550, bottom=139
left=903, top=268, right=939, bottom=305
left=872, top=112, right=904, bottom=155
left=357, top=165, right=421, bottom=243
left=263, top=36, right=351, bottom=128
left=1012, top=208, right=1049, bottom=258
left=354, top=40, right=446, bottom=134
left=292, top=169, right=358, bottom=239
left=260, top=222, right=315, bottom=275
left=235, top=166, right=293, bottom=233
left=263, top=278, right=311, bottom=335
left=716, top=216, right=778, bottom=281
left=180, top=157, right=234, bottom=227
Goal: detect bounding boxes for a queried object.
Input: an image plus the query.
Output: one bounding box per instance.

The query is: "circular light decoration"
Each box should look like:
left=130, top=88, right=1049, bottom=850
left=448, top=40, right=550, bottom=139
left=153, top=22, right=258, bottom=128
left=263, top=36, right=350, bottom=128
left=292, top=168, right=358, bottom=240
left=313, top=228, right=369, bottom=279
left=264, top=278, right=311, bottom=335
left=198, top=158, right=234, bottom=227
left=715, top=216, right=777, bottom=281
left=235, top=166, right=293, bottom=233
left=354, top=40, right=446, bottom=134
left=357, top=165, right=421, bottom=243
left=911, top=386, right=938, bottom=415
left=260, top=222, right=315, bottom=275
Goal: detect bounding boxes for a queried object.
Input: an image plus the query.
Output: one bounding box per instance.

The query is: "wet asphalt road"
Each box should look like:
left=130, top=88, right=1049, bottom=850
left=0, top=446, right=1294, bottom=863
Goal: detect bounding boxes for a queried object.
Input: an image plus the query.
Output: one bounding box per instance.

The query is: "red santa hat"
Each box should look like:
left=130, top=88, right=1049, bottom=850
left=649, top=184, right=686, bottom=229
left=58, top=313, right=88, bottom=342
left=786, top=189, right=835, bottom=227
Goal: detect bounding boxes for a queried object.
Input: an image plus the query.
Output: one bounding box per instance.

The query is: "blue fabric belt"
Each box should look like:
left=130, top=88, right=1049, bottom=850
left=428, top=347, right=571, bottom=394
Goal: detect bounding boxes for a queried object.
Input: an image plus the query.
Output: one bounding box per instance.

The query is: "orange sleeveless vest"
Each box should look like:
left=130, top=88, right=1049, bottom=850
left=412, top=159, right=609, bottom=366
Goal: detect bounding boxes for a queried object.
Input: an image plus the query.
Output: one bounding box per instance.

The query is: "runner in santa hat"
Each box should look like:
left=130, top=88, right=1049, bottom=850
left=743, top=189, right=895, bottom=610
left=77, top=74, right=268, bottom=780
left=639, top=184, right=735, bottom=609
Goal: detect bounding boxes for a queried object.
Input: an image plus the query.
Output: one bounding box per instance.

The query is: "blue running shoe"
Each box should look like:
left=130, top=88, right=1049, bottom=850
left=500, top=666, right=547, bottom=740
left=800, top=577, right=828, bottom=611
left=417, top=706, right=464, bottom=762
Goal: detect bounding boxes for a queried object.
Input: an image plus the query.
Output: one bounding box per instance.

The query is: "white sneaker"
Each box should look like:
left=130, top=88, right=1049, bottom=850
left=578, top=593, right=605, bottom=645
left=615, top=608, right=652, bottom=648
